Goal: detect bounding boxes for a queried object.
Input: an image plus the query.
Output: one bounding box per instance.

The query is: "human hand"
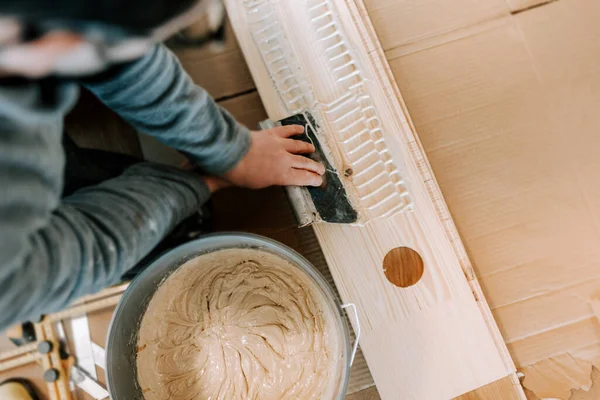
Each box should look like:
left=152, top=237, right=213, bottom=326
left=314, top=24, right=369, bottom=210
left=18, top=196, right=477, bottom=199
left=223, top=125, right=325, bottom=189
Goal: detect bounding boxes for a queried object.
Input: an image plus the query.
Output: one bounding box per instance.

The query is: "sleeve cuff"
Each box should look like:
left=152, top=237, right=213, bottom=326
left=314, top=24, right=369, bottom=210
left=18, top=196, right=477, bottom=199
left=186, top=122, right=252, bottom=176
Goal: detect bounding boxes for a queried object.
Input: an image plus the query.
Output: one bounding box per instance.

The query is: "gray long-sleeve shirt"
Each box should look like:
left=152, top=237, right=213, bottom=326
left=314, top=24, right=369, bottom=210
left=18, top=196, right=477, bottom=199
left=0, top=44, right=251, bottom=331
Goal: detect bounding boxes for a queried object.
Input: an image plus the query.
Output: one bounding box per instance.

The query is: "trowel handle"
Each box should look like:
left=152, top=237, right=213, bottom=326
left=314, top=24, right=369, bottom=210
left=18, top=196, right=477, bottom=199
left=341, top=303, right=360, bottom=366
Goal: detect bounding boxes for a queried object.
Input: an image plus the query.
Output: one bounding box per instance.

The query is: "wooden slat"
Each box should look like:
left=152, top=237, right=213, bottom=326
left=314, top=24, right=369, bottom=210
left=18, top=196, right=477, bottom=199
left=0, top=353, right=41, bottom=373
left=224, top=0, right=522, bottom=398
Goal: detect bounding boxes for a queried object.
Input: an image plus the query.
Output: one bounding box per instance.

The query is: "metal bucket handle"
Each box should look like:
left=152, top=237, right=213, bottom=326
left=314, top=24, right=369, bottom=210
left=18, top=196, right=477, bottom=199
left=340, top=303, right=360, bottom=366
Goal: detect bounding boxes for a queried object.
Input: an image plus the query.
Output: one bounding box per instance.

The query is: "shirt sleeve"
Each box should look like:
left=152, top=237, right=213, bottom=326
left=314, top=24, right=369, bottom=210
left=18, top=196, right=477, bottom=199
left=0, top=80, right=211, bottom=331
left=81, top=44, right=251, bottom=175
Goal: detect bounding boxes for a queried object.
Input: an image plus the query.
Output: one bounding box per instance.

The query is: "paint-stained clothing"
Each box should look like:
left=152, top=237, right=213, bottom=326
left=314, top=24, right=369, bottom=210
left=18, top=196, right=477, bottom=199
left=0, top=44, right=250, bottom=331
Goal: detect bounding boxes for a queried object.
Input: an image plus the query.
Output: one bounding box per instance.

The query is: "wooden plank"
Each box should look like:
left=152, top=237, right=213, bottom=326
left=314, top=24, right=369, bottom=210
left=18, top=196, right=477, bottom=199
left=177, top=47, right=255, bottom=99
left=342, top=381, right=529, bottom=400
left=174, top=20, right=256, bottom=99
left=455, top=376, right=523, bottom=400
left=225, top=0, right=522, bottom=398
left=218, top=90, right=266, bottom=129
left=346, top=386, right=380, bottom=400
left=64, top=89, right=142, bottom=158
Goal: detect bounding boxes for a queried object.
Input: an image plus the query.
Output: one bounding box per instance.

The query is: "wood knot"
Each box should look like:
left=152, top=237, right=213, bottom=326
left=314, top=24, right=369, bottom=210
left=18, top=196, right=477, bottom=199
left=382, top=247, right=424, bottom=288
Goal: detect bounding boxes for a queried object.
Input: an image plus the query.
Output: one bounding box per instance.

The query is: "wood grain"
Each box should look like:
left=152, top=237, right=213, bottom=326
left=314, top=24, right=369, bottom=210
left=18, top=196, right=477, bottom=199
left=218, top=90, right=266, bottom=129
left=174, top=20, right=256, bottom=99
left=64, top=89, right=142, bottom=158
left=382, top=247, right=424, bottom=288
left=346, top=386, right=380, bottom=400
left=455, top=376, right=524, bottom=400
left=224, top=0, right=522, bottom=398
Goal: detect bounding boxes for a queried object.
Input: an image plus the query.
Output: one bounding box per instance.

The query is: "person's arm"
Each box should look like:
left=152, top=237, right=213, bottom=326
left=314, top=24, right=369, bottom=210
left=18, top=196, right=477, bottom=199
left=81, top=44, right=250, bottom=175
left=82, top=44, right=325, bottom=188
left=0, top=81, right=210, bottom=331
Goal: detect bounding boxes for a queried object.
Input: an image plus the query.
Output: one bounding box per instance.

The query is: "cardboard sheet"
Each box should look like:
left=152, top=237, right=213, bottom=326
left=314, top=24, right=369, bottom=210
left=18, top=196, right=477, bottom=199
left=365, top=0, right=600, bottom=397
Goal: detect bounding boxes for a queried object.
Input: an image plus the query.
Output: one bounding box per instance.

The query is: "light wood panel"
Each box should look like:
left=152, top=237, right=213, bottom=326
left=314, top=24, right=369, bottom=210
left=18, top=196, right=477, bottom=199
left=343, top=375, right=525, bottom=399
left=225, top=0, right=522, bottom=398
left=455, top=376, right=524, bottom=400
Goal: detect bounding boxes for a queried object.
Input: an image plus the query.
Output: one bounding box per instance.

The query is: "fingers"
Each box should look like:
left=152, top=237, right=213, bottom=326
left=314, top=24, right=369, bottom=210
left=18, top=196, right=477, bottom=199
left=287, top=168, right=323, bottom=187
left=283, top=138, right=315, bottom=154
left=290, top=155, right=326, bottom=175
left=272, top=124, right=304, bottom=138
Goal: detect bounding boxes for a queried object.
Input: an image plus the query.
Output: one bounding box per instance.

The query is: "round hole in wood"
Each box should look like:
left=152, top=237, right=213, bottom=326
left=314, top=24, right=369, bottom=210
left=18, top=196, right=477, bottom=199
left=382, top=247, right=424, bottom=288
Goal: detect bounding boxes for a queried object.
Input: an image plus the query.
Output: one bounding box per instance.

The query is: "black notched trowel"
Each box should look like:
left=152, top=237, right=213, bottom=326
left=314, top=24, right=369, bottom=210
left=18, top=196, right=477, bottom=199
left=260, top=111, right=358, bottom=225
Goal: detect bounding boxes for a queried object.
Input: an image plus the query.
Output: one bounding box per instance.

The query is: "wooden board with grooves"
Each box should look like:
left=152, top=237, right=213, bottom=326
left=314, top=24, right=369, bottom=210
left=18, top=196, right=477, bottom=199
left=224, top=0, right=523, bottom=398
